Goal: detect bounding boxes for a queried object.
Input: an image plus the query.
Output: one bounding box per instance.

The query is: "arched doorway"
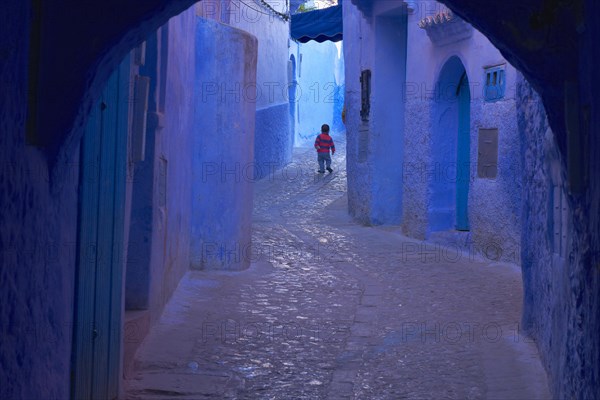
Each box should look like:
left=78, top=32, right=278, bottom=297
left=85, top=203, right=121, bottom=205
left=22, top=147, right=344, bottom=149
left=428, top=56, right=471, bottom=233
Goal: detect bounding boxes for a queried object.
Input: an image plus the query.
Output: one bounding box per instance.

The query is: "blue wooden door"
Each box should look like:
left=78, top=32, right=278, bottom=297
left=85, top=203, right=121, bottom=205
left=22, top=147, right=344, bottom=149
left=72, top=56, right=129, bottom=399
left=456, top=76, right=470, bottom=231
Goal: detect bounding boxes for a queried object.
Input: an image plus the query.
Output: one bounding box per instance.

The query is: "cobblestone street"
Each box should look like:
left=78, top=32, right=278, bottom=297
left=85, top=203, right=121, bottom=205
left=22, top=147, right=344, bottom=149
left=125, top=140, right=551, bottom=399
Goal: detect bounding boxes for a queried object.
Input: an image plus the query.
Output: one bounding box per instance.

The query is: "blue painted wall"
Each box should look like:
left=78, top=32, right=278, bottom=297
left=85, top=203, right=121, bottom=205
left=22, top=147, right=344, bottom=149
left=402, top=6, right=522, bottom=260
left=518, top=73, right=600, bottom=399
left=0, top=2, right=81, bottom=397
left=126, top=32, right=161, bottom=311
left=124, top=6, right=196, bottom=334
left=191, top=18, right=257, bottom=271
left=289, top=54, right=298, bottom=145
left=1, top=0, right=600, bottom=398
left=343, top=1, right=374, bottom=224
left=343, top=0, right=407, bottom=225
left=370, top=15, right=407, bottom=225
left=254, top=103, right=292, bottom=177
left=0, top=5, right=253, bottom=396
left=229, top=0, right=293, bottom=175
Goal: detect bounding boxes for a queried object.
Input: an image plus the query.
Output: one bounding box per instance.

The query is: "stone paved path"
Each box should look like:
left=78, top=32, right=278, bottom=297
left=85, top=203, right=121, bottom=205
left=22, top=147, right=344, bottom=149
left=125, top=139, right=551, bottom=399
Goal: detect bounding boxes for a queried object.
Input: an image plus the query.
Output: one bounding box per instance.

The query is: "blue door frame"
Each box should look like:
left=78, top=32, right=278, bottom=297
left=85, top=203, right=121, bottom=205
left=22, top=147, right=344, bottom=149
left=72, top=56, right=129, bottom=399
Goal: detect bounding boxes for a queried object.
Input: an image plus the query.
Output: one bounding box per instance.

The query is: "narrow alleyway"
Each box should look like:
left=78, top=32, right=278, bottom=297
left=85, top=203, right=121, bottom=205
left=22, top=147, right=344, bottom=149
left=125, top=138, right=550, bottom=399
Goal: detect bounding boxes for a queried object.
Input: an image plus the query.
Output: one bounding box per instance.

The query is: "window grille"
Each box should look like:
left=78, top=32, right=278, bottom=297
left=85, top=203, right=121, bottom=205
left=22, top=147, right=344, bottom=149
left=484, top=65, right=506, bottom=101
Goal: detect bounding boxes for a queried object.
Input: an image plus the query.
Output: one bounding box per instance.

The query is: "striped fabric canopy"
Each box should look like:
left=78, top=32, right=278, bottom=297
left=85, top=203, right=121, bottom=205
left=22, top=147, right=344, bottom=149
left=291, top=4, right=343, bottom=43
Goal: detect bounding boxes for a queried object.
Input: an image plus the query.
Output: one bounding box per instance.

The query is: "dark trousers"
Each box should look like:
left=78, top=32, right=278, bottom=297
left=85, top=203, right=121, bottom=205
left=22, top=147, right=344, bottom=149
left=318, top=153, right=331, bottom=172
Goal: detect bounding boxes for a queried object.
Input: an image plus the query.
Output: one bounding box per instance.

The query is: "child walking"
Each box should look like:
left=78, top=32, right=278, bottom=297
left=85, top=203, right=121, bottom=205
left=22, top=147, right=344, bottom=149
left=314, top=124, right=335, bottom=173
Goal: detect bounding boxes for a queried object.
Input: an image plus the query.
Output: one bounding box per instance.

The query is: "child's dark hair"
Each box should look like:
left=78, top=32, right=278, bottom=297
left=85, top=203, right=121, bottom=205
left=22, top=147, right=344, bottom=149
left=321, top=124, right=330, bottom=133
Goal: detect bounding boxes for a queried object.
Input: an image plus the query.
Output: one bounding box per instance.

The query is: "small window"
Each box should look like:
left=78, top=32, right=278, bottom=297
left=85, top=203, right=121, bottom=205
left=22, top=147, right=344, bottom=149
left=484, top=65, right=506, bottom=102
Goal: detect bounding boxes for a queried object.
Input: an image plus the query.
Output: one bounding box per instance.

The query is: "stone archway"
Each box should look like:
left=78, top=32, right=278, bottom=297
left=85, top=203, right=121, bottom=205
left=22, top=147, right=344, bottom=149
left=428, top=55, right=471, bottom=234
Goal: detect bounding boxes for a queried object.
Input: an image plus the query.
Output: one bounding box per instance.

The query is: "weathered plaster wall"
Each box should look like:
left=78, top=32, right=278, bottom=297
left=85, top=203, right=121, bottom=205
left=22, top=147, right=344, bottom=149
left=402, top=98, right=431, bottom=238
left=402, top=5, right=521, bottom=262
left=289, top=42, right=300, bottom=146
left=191, top=18, right=257, bottom=271
left=519, top=74, right=600, bottom=399
left=518, top=73, right=567, bottom=399
left=343, top=0, right=375, bottom=224
left=125, top=32, right=163, bottom=311
left=369, top=14, right=408, bottom=225
left=1, top=4, right=250, bottom=396
left=152, top=7, right=195, bottom=317
left=229, top=0, right=293, bottom=175
left=347, top=4, right=600, bottom=396
left=433, top=1, right=600, bottom=395
left=0, top=2, right=78, bottom=398
left=254, top=103, right=291, bottom=172
left=403, top=0, right=600, bottom=395
left=123, top=8, right=196, bottom=377
left=469, top=98, right=522, bottom=262
left=444, top=0, right=599, bottom=396
left=343, top=0, right=407, bottom=225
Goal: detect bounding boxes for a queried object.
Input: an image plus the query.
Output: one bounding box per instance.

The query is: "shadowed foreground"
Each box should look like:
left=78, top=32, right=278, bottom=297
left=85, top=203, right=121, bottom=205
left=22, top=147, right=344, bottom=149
left=125, top=140, right=550, bottom=399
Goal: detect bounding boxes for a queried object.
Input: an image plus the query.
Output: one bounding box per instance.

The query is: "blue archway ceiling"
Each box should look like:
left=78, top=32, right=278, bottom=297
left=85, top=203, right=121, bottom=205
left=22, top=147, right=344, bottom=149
left=28, top=0, right=588, bottom=164
left=291, top=4, right=343, bottom=43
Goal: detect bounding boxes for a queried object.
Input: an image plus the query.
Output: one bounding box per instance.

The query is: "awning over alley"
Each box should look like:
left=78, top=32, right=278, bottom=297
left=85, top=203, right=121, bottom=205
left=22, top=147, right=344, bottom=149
left=291, top=5, right=343, bottom=43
